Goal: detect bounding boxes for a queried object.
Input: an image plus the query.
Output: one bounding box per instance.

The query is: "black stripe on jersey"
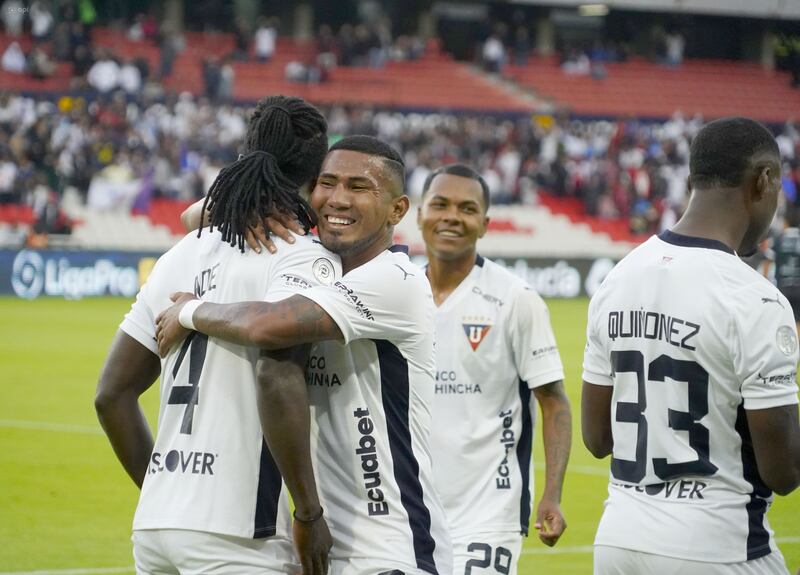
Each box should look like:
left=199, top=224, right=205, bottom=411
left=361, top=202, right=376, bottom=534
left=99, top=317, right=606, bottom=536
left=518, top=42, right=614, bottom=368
left=253, top=439, right=282, bottom=538
left=475, top=254, right=485, bottom=267
left=516, top=379, right=533, bottom=536
left=389, top=244, right=410, bottom=254
left=373, top=339, right=439, bottom=575
left=735, top=404, right=772, bottom=560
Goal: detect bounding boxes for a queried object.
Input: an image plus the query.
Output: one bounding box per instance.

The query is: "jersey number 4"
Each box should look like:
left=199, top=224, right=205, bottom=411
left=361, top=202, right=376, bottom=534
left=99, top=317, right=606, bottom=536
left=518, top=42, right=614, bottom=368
left=167, top=332, right=209, bottom=434
left=611, top=350, right=719, bottom=483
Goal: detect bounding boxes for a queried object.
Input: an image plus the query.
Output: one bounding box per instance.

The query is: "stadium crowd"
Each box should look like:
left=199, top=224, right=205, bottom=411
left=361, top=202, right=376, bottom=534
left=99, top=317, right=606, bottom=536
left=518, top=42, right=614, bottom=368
left=2, top=92, right=800, bottom=242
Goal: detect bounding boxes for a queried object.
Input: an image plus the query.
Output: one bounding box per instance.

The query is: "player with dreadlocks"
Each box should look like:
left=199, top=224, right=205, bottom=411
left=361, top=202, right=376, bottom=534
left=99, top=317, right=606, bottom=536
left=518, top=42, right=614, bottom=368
left=96, top=95, right=338, bottom=575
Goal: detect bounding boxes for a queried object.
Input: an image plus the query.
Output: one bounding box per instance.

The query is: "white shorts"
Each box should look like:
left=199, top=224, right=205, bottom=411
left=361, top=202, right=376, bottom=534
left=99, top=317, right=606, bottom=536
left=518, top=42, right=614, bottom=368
left=594, top=545, right=790, bottom=575
left=132, top=529, right=299, bottom=575
left=328, top=558, right=430, bottom=575
left=452, top=532, right=524, bottom=575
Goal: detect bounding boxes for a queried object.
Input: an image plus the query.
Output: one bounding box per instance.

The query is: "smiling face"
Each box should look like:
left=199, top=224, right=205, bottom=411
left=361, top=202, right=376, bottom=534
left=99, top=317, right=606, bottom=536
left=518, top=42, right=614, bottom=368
left=418, top=173, right=488, bottom=262
left=311, top=149, right=408, bottom=268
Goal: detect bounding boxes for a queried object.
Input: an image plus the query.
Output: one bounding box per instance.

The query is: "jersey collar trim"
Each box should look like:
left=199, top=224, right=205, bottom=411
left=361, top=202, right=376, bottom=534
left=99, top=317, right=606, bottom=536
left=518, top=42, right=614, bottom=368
left=658, top=230, right=735, bottom=255
left=389, top=244, right=409, bottom=254
left=475, top=253, right=485, bottom=267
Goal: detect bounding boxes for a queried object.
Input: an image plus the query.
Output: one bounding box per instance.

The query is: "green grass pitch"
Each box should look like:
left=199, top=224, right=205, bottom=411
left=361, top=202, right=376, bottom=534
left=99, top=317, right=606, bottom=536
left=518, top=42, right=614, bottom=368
left=0, top=297, right=797, bottom=574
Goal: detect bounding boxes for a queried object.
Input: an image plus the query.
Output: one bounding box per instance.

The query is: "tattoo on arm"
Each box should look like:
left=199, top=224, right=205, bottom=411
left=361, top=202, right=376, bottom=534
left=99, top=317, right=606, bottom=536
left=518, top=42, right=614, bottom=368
left=534, top=381, right=573, bottom=501
left=194, top=295, right=342, bottom=349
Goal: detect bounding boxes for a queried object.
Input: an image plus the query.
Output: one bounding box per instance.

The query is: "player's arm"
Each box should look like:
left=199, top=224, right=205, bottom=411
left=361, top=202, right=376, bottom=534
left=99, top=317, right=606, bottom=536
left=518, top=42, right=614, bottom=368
left=581, top=381, right=614, bottom=458
left=95, top=330, right=161, bottom=488
left=532, top=380, right=572, bottom=546
left=747, top=404, right=800, bottom=495
left=256, top=346, right=331, bottom=574
left=155, top=292, right=343, bottom=356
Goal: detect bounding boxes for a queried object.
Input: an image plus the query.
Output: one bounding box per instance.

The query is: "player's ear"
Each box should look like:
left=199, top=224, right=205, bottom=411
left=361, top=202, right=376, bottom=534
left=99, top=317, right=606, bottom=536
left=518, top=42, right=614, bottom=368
left=389, top=195, right=410, bottom=226
left=478, top=216, right=489, bottom=239
left=753, top=166, right=771, bottom=202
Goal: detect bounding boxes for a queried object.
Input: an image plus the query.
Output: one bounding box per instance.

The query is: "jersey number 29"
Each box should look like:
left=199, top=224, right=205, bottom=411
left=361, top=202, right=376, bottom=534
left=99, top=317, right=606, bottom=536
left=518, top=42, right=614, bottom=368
left=611, top=350, right=719, bottom=483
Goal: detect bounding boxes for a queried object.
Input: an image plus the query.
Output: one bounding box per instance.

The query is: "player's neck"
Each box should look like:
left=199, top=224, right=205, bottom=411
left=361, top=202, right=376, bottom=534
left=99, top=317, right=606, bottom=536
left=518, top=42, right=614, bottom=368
left=670, top=190, right=747, bottom=253
left=426, top=250, right=477, bottom=307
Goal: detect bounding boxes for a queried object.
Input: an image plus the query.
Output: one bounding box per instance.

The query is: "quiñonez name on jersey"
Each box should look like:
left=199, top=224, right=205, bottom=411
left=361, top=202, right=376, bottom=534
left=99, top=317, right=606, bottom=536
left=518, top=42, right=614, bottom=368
left=353, top=407, right=389, bottom=517
left=149, top=449, right=215, bottom=475
left=608, top=309, right=700, bottom=351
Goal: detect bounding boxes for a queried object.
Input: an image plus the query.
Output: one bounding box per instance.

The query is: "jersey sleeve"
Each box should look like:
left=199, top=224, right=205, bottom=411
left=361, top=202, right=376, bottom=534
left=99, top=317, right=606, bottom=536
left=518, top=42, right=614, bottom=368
left=582, top=287, right=613, bottom=386
left=119, top=264, right=159, bottom=356
left=262, top=237, right=341, bottom=302
left=731, top=286, right=800, bottom=410
left=300, top=256, right=428, bottom=345
left=509, top=287, right=565, bottom=388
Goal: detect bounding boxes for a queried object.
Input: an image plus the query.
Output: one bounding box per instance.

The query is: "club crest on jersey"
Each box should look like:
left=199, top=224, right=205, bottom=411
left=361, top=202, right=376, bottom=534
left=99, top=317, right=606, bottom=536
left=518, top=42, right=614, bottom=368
left=462, top=320, right=492, bottom=351
left=312, top=258, right=336, bottom=285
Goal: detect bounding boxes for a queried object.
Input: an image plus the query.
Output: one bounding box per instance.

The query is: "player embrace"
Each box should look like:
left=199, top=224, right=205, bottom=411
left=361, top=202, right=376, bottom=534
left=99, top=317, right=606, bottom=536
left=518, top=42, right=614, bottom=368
left=583, top=117, right=800, bottom=574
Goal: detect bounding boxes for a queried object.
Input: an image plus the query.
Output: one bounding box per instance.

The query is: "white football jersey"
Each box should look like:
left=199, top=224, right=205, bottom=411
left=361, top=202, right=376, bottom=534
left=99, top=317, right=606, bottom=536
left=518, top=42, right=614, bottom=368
left=583, top=230, right=800, bottom=563
left=429, top=255, right=565, bottom=538
left=300, top=246, right=452, bottom=575
left=120, top=231, right=341, bottom=540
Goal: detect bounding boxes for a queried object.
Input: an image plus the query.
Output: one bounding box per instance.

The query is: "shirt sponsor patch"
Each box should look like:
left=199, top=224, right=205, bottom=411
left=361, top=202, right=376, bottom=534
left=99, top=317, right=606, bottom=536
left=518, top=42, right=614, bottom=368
left=312, top=258, right=336, bottom=285
left=776, top=325, right=798, bottom=356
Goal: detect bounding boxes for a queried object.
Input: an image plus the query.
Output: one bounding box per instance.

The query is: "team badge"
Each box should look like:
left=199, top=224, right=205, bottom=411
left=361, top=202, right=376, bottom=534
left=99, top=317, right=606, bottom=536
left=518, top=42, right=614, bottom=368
left=776, top=325, right=798, bottom=356
left=463, top=323, right=492, bottom=351
left=312, top=258, right=335, bottom=285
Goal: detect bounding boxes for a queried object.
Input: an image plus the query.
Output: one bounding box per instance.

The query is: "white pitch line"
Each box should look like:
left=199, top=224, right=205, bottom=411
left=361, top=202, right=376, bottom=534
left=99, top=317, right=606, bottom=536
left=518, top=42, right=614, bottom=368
left=0, top=568, right=134, bottom=575
left=0, top=419, right=104, bottom=436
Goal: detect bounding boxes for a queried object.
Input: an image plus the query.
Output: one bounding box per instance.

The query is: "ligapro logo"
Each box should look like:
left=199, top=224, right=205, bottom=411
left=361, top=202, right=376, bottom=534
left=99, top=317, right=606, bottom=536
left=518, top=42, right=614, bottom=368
left=10, top=250, right=139, bottom=299
left=11, top=250, right=44, bottom=299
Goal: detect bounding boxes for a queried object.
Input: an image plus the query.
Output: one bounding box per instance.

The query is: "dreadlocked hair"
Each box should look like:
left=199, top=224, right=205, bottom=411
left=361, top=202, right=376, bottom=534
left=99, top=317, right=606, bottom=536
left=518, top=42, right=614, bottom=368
left=200, top=95, right=328, bottom=252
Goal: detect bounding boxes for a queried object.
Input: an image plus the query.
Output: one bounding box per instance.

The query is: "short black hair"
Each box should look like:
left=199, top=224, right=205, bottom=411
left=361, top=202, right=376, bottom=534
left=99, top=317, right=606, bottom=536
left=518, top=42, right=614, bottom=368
left=689, top=117, right=780, bottom=190
left=202, top=95, right=328, bottom=252
left=328, top=135, right=405, bottom=193
left=422, top=163, right=491, bottom=211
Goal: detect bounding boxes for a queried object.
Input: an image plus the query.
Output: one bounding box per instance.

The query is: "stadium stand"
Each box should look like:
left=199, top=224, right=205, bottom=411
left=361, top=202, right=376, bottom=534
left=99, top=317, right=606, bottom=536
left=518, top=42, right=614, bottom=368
left=508, top=56, right=800, bottom=122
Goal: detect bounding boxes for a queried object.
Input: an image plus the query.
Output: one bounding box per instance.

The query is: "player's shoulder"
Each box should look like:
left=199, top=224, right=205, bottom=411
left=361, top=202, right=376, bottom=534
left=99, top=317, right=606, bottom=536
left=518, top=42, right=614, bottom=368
left=479, top=256, right=532, bottom=295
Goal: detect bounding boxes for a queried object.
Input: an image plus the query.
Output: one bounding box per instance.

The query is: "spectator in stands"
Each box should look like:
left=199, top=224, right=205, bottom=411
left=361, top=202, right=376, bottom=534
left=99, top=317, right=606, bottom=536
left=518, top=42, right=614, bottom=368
left=664, top=29, right=685, bottom=66
left=119, top=59, right=142, bottom=95
left=513, top=26, right=531, bottom=66
left=218, top=57, right=235, bottom=102
left=2, top=42, right=26, bottom=74
left=1, top=0, right=25, bottom=37
left=482, top=31, right=506, bottom=74
left=127, top=13, right=146, bottom=41
left=30, top=0, right=54, bottom=43
left=0, top=150, right=19, bottom=204
left=87, top=50, right=120, bottom=94
left=158, top=24, right=179, bottom=78
left=52, top=22, right=72, bottom=61
left=232, top=18, right=250, bottom=61
left=317, top=24, right=338, bottom=66
left=27, top=46, right=56, bottom=79
left=254, top=17, right=277, bottom=62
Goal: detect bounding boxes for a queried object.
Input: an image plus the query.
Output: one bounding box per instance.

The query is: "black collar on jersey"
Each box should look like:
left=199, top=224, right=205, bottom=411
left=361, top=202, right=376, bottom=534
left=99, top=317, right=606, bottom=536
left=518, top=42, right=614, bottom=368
left=658, top=230, right=735, bottom=255
left=475, top=253, right=485, bottom=267
left=389, top=245, right=409, bottom=254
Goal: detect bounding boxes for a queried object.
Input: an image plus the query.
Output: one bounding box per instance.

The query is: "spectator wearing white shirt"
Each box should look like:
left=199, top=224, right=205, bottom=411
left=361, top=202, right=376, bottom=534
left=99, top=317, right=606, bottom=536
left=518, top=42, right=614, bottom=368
left=254, top=18, right=277, bottom=62
left=2, top=41, right=26, bottom=74
left=30, top=1, right=54, bottom=42
left=482, top=33, right=505, bottom=74
left=1, top=0, right=25, bottom=37
left=120, top=60, right=142, bottom=95
left=88, top=52, right=121, bottom=94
